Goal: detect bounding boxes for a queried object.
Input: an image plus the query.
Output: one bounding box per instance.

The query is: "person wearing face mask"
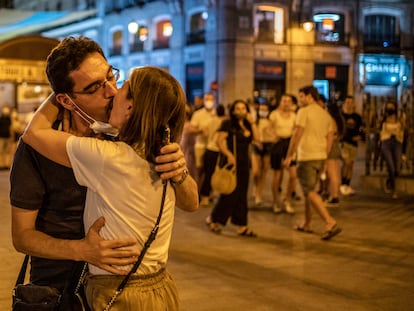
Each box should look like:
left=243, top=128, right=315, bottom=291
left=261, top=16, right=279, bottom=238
left=251, top=102, right=275, bottom=207
left=379, top=100, right=405, bottom=199
left=188, top=92, right=217, bottom=188
left=23, top=66, right=198, bottom=310
left=10, top=37, right=197, bottom=310
left=206, top=99, right=259, bottom=237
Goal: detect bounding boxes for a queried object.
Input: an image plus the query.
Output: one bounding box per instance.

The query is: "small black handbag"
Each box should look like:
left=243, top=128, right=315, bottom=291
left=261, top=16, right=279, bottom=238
left=12, top=256, right=89, bottom=311
left=12, top=256, right=61, bottom=311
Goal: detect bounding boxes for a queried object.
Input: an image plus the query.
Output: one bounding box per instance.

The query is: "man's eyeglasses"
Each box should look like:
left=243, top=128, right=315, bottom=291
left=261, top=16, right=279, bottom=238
left=72, top=66, right=120, bottom=95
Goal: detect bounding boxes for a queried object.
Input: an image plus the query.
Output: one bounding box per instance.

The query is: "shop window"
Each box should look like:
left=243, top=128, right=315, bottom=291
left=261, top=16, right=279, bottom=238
left=254, top=5, right=284, bottom=44
left=153, top=19, right=172, bottom=50
left=110, top=29, right=123, bottom=56
left=364, top=15, right=399, bottom=49
left=187, top=11, right=207, bottom=45
left=128, top=22, right=148, bottom=53
left=313, top=13, right=346, bottom=45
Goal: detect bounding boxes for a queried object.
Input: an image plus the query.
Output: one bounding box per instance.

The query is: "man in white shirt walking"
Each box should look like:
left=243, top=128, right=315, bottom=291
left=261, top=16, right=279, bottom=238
left=284, top=86, right=341, bottom=240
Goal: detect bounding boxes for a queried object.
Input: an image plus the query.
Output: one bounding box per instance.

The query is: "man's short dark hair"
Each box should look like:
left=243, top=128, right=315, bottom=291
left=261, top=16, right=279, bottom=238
left=299, top=85, right=319, bottom=101
left=46, top=36, right=106, bottom=94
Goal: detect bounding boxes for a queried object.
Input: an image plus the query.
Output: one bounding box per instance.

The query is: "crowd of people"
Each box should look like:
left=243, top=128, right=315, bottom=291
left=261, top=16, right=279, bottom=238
left=183, top=87, right=408, bottom=241
left=3, top=34, right=408, bottom=310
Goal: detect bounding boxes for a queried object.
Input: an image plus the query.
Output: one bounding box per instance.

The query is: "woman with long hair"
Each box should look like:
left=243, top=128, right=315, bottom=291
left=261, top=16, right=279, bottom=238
left=206, top=99, right=259, bottom=237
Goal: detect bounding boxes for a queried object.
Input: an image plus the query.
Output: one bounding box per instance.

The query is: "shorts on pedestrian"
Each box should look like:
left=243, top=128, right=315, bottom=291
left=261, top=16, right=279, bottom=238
left=297, top=160, right=325, bottom=196
left=85, top=268, right=179, bottom=311
left=270, top=138, right=291, bottom=170
left=340, top=142, right=357, bottom=162
left=328, top=138, right=342, bottom=160
left=252, top=142, right=273, bottom=157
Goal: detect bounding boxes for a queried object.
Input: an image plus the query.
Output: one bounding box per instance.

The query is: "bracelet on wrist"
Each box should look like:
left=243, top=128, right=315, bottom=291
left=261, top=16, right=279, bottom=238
left=171, top=168, right=189, bottom=185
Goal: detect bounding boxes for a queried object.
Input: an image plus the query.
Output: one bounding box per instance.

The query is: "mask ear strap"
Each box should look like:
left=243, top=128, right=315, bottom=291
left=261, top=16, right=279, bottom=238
left=65, top=94, right=94, bottom=126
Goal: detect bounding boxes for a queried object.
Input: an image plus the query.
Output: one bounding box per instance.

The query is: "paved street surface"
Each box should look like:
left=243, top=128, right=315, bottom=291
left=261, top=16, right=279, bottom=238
left=1, top=146, right=413, bottom=310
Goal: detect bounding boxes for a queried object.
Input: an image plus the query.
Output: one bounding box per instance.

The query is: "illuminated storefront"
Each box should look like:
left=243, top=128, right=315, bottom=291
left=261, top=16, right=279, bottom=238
left=0, top=36, right=57, bottom=115
left=359, top=54, right=410, bottom=99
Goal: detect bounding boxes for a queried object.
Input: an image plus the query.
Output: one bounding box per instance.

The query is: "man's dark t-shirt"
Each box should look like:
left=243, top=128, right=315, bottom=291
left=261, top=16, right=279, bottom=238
left=10, top=140, right=87, bottom=293
left=341, top=112, right=363, bottom=147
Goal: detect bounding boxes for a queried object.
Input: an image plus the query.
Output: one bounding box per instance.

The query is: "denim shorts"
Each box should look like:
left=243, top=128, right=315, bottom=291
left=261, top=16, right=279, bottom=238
left=297, top=160, right=325, bottom=195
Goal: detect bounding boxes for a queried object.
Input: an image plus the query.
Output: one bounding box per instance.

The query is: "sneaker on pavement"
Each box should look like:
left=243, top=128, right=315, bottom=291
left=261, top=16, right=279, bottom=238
left=284, top=201, right=295, bottom=214
left=339, top=184, right=349, bottom=195
left=347, top=186, right=356, bottom=195
left=273, top=203, right=283, bottom=214
left=340, top=185, right=355, bottom=196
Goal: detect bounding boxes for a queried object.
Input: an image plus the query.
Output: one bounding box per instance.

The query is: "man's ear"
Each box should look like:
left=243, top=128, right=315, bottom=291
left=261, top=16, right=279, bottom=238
left=55, top=93, right=75, bottom=111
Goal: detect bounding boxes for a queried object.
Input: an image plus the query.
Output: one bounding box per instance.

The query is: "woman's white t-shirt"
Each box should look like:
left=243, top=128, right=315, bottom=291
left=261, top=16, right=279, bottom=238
left=66, top=136, right=176, bottom=276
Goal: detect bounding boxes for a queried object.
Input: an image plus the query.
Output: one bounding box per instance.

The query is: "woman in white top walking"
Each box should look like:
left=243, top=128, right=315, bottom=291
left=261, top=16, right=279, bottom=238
left=379, top=100, right=405, bottom=199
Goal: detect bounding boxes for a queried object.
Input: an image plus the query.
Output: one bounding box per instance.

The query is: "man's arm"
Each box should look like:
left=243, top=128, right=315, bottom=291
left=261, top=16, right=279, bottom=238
left=284, top=125, right=304, bottom=166
left=12, top=206, right=138, bottom=275
left=155, top=143, right=199, bottom=212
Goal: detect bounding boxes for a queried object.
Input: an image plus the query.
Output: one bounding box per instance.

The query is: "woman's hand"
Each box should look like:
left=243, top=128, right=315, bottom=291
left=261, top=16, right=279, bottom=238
left=154, top=143, right=187, bottom=181
left=226, top=153, right=236, bottom=166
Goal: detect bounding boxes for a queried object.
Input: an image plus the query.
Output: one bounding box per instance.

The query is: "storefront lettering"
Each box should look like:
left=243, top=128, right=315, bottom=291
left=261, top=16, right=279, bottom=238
left=365, top=63, right=400, bottom=74
left=256, top=64, right=283, bottom=75
left=0, top=59, right=47, bottom=82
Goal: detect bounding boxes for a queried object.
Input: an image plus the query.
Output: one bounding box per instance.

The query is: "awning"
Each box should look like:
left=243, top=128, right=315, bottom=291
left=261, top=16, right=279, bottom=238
left=0, top=9, right=97, bottom=42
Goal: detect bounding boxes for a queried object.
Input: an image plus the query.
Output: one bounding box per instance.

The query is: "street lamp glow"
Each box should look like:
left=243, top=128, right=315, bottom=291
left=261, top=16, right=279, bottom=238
left=303, top=22, right=314, bottom=32
left=128, top=21, right=138, bottom=34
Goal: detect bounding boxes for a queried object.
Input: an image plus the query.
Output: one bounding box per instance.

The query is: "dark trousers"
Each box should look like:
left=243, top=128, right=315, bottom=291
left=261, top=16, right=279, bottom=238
left=381, top=136, right=402, bottom=191
left=200, top=149, right=219, bottom=197
left=211, top=167, right=250, bottom=227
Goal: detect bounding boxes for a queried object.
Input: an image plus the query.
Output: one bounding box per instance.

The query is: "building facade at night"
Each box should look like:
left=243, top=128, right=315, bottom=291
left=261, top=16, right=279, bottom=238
left=0, top=0, right=413, bottom=111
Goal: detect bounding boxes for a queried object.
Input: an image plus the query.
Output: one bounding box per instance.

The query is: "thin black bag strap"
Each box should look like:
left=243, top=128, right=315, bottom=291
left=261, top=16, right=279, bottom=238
left=103, top=181, right=168, bottom=311
left=233, top=133, right=237, bottom=172
left=15, top=255, right=29, bottom=286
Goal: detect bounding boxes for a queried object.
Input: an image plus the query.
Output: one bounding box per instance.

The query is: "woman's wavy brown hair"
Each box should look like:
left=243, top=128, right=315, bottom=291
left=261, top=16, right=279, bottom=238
left=118, top=66, right=186, bottom=162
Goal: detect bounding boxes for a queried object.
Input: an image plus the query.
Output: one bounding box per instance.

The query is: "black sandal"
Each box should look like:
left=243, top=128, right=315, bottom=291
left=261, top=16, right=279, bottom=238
left=238, top=228, right=257, bottom=238
left=321, top=224, right=342, bottom=240
left=294, top=225, right=313, bottom=234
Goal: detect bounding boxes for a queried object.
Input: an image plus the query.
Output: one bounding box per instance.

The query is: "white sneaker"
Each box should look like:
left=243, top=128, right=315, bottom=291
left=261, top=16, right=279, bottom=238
left=273, top=203, right=282, bottom=214
left=340, top=185, right=355, bottom=196
left=339, top=185, right=349, bottom=195
left=284, top=201, right=295, bottom=214
left=347, top=186, right=356, bottom=195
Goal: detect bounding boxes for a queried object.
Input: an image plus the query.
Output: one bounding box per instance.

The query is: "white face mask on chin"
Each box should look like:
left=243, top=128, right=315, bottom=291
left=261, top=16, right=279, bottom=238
left=65, top=94, right=119, bottom=137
